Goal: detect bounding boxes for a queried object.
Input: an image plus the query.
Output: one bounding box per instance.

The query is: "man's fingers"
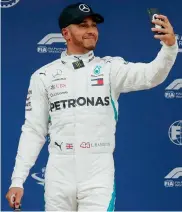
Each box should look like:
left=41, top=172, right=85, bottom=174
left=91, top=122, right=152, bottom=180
left=15, top=193, right=22, bottom=208
left=10, top=194, right=15, bottom=203
left=151, top=27, right=168, bottom=34
left=7, top=194, right=15, bottom=208
left=6, top=193, right=14, bottom=202
left=151, top=18, right=174, bottom=35
left=6, top=192, right=22, bottom=208
left=152, top=19, right=168, bottom=28
left=153, top=34, right=171, bottom=41
left=154, top=34, right=164, bottom=40
left=156, top=14, right=169, bottom=23
left=14, top=202, right=21, bottom=209
left=6, top=188, right=24, bottom=209
left=9, top=202, right=15, bottom=208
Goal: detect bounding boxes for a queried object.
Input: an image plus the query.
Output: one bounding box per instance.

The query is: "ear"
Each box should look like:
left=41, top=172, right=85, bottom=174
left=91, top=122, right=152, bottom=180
left=62, top=28, right=70, bottom=41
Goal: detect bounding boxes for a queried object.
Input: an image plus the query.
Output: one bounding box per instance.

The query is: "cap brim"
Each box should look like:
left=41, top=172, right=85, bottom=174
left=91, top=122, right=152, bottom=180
left=71, top=13, right=104, bottom=25
left=90, top=13, right=104, bottom=23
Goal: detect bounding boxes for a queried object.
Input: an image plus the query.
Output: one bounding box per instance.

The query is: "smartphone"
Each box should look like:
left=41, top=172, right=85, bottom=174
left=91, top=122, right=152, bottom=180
left=14, top=205, right=21, bottom=211
left=147, top=8, right=164, bottom=34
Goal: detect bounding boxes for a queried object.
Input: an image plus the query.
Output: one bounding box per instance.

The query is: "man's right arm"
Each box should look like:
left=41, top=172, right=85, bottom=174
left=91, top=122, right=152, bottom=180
left=10, top=72, right=49, bottom=188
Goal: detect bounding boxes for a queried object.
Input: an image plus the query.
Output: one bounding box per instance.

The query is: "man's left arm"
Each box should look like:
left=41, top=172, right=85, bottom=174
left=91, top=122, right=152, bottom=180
left=111, top=15, right=178, bottom=94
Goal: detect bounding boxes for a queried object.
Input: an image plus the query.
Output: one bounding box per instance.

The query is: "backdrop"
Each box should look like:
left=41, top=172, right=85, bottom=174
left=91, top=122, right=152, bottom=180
left=1, top=0, right=182, bottom=211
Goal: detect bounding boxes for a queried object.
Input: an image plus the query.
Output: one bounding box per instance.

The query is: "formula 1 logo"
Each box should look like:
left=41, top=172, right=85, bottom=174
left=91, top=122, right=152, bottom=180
left=37, top=33, right=66, bottom=54
left=166, top=79, right=182, bottom=90
left=164, top=167, right=182, bottom=188
left=38, top=33, right=66, bottom=45
left=0, top=0, right=20, bottom=8
left=165, top=168, right=182, bottom=179
left=165, top=79, right=182, bottom=99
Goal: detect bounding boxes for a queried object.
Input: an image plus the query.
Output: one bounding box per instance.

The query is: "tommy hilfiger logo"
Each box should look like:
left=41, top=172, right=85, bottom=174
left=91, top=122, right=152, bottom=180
left=91, top=78, right=104, bottom=86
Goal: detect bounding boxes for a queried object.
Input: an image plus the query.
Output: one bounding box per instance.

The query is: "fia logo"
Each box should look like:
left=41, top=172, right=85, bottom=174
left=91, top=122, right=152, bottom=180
left=168, top=120, right=182, bottom=146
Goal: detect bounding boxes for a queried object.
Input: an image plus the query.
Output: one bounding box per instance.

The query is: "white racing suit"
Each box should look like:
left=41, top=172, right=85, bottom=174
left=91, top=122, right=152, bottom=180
left=10, top=41, right=178, bottom=211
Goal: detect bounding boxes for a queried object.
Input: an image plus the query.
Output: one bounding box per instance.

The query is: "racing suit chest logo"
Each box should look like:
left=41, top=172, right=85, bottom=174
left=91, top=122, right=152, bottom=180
left=50, top=96, right=110, bottom=112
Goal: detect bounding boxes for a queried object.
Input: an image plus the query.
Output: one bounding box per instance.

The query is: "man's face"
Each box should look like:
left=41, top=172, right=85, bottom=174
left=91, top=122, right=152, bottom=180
left=64, top=17, right=99, bottom=51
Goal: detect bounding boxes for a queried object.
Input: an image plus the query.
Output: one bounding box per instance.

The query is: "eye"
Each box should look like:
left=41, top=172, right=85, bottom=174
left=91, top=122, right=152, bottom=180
left=79, top=23, right=87, bottom=28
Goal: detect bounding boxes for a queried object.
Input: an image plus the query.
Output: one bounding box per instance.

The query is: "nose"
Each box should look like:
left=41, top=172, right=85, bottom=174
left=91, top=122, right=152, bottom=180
left=87, top=25, right=97, bottom=33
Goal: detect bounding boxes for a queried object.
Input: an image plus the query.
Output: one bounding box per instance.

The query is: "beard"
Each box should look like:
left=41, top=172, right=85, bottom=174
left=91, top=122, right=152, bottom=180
left=71, top=33, right=97, bottom=51
left=84, top=43, right=95, bottom=50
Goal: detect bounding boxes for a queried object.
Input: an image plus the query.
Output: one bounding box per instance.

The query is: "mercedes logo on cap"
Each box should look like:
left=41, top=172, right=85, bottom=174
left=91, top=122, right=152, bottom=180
left=79, top=4, right=90, bottom=12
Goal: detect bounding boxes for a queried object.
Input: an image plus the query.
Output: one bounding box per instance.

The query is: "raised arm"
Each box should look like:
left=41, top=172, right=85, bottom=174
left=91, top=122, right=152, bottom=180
left=111, top=15, right=178, bottom=95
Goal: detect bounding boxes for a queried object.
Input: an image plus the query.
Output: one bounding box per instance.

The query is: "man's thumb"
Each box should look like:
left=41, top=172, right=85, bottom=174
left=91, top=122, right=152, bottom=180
left=15, top=192, right=22, bottom=208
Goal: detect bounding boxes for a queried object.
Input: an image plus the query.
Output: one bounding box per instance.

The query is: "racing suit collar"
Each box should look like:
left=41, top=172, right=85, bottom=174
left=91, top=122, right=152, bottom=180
left=61, top=50, right=95, bottom=64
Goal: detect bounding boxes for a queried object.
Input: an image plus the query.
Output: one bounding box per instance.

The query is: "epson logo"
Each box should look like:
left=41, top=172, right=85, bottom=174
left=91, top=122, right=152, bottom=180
left=50, top=96, right=110, bottom=112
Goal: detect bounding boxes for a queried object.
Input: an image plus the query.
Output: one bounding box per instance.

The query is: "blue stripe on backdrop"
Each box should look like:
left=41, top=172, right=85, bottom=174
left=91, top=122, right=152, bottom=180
left=1, top=0, right=182, bottom=211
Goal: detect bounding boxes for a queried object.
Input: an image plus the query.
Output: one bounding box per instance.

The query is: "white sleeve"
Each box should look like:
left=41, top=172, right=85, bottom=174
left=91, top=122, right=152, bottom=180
left=111, top=41, right=178, bottom=95
left=10, top=73, right=49, bottom=188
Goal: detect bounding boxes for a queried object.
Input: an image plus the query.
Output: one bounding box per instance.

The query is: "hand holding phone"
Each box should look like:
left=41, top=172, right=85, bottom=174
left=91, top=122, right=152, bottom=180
left=147, top=8, right=165, bottom=35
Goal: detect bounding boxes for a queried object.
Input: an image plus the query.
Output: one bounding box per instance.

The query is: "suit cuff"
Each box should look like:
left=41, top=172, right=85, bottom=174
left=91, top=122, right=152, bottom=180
left=10, top=178, right=24, bottom=189
left=161, top=39, right=178, bottom=51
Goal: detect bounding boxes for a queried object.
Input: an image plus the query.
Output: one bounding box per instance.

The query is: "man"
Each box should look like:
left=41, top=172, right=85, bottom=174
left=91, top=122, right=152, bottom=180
left=6, top=2, right=178, bottom=211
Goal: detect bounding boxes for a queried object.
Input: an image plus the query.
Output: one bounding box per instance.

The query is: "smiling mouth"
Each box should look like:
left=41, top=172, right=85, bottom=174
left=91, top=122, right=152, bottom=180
left=85, top=37, right=96, bottom=40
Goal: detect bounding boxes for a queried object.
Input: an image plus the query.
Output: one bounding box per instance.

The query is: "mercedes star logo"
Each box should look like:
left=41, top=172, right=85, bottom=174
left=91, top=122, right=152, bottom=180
left=79, top=4, right=90, bottom=12
left=52, top=69, right=62, bottom=78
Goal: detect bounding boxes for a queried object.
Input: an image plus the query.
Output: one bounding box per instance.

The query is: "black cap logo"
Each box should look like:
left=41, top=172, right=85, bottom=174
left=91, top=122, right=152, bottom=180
left=79, top=4, right=90, bottom=12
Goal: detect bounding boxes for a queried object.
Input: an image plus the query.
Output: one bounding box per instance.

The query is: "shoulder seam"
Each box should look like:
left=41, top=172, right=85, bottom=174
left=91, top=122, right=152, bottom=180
left=32, top=58, right=61, bottom=76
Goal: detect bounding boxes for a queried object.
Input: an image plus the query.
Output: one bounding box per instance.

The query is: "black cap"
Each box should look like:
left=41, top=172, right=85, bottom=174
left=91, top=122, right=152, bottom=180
left=58, top=2, right=104, bottom=30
